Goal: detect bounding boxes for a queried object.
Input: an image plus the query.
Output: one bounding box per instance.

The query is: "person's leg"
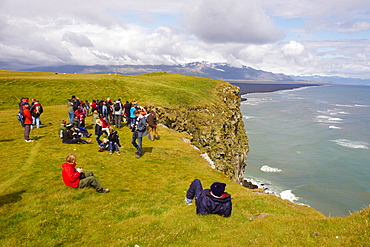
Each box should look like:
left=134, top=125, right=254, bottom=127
left=137, top=136, right=143, bottom=157
left=78, top=171, right=103, bottom=191
left=117, top=115, right=122, bottom=128
left=186, top=179, right=203, bottom=200
left=131, top=132, right=139, bottom=150
left=153, top=125, right=159, bottom=138
left=35, top=117, right=40, bottom=128
left=148, top=125, right=154, bottom=140
left=113, top=142, right=118, bottom=152
left=31, top=117, right=35, bottom=129
left=68, top=111, right=74, bottom=123
left=24, top=124, right=31, bottom=141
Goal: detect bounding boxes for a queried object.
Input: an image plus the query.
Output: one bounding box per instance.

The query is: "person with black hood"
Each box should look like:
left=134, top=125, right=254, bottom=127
left=185, top=179, right=232, bottom=217
left=62, top=123, right=91, bottom=144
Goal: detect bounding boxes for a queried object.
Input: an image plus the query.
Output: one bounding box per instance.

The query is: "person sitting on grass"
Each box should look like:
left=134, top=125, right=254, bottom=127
left=98, top=138, right=109, bottom=152
left=62, top=123, right=91, bottom=144
left=62, top=153, right=110, bottom=193
left=185, top=179, right=232, bottom=217
left=108, top=127, right=121, bottom=155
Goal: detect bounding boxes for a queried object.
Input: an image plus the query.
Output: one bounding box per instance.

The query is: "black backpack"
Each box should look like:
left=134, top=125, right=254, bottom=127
left=114, top=102, right=121, bottom=111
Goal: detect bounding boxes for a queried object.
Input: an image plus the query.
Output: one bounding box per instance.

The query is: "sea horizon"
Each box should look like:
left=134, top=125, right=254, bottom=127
left=240, top=84, right=370, bottom=217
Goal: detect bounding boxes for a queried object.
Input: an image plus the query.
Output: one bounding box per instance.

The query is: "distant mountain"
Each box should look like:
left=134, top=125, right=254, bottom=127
left=26, top=62, right=295, bottom=82
left=292, top=75, right=370, bottom=85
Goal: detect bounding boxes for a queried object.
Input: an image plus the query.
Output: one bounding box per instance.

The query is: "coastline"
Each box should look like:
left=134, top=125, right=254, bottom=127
left=228, top=81, right=321, bottom=95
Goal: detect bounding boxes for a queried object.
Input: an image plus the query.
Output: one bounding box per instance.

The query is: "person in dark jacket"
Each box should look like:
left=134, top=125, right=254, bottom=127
left=131, top=109, right=147, bottom=158
left=185, top=179, right=232, bottom=217
left=108, top=127, right=121, bottom=155
left=62, top=124, right=91, bottom=144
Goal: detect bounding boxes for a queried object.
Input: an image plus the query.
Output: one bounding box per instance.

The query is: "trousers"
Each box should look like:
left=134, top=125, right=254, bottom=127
left=186, top=179, right=203, bottom=200
left=78, top=171, right=103, bottom=191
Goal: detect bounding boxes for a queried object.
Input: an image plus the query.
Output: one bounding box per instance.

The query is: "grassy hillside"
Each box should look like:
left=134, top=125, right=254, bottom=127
left=0, top=70, right=369, bottom=246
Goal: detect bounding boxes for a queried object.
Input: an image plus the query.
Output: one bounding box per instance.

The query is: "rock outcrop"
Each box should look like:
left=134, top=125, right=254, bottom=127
left=151, top=83, right=249, bottom=183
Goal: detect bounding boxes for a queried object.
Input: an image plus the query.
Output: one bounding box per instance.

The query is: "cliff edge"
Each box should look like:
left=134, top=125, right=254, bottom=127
left=153, top=82, right=249, bottom=183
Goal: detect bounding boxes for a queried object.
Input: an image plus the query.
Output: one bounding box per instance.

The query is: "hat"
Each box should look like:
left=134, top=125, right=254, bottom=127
left=211, top=182, right=226, bottom=197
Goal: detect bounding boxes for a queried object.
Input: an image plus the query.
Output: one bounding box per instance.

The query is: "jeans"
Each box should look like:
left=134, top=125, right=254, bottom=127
left=186, top=179, right=203, bottom=200
left=109, top=141, right=119, bottom=152
left=32, top=116, right=40, bottom=129
left=131, top=131, right=143, bottom=156
left=68, top=111, right=74, bottom=123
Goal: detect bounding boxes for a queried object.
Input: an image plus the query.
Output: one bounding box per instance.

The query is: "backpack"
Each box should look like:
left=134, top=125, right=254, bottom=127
left=31, top=102, right=43, bottom=117
left=114, top=102, right=121, bottom=111
left=39, top=104, right=44, bottom=114
left=17, top=110, right=25, bottom=126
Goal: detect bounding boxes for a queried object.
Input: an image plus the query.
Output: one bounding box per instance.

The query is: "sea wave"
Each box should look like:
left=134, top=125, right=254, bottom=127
left=335, top=104, right=370, bottom=108
left=260, top=165, right=282, bottom=172
left=331, top=139, right=369, bottom=149
left=280, top=190, right=299, bottom=202
left=329, top=125, right=341, bottom=129
left=316, top=115, right=343, bottom=123
left=241, top=97, right=277, bottom=106
left=244, top=178, right=303, bottom=204
left=243, top=115, right=258, bottom=120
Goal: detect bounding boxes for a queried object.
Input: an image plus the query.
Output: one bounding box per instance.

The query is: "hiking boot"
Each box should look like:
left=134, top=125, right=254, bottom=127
left=25, top=139, right=34, bottom=142
left=109, top=151, right=113, bottom=155
left=97, top=188, right=110, bottom=193
left=135, top=155, right=141, bottom=159
left=117, top=151, right=121, bottom=155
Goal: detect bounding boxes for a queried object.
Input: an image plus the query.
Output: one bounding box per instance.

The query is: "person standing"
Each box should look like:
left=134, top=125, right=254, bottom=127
left=22, top=103, right=33, bottom=142
left=147, top=109, right=159, bottom=141
left=131, top=110, right=147, bottom=158
left=67, top=96, right=75, bottom=123
left=113, top=99, right=123, bottom=128
left=129, top=102, right=138, bottom=128
left=30, top=98, right=43, bottom=129
left=185, top=179, right=232, bottom=217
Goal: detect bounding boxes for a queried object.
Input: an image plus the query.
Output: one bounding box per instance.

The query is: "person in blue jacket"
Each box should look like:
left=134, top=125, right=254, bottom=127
left=185, top=179, right=232, bottom=217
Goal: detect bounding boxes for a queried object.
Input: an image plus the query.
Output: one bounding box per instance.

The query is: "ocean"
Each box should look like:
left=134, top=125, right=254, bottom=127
left=240, top=84, right=370, bottom=217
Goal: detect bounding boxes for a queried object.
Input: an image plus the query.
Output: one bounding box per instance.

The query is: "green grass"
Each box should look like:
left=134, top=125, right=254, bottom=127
left=0, top=71, right=369, bottom=246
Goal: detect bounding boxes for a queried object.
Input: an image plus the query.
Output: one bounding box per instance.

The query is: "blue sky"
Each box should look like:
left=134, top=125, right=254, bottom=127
left=1, top=0, right=370, bottom=79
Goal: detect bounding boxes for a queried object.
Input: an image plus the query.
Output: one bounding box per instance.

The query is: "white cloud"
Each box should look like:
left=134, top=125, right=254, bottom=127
left=0, top=0, right=369, bottom=79
left=282, top=41, right=305, bottom=57
left=183, top=0, right=284, bottom=44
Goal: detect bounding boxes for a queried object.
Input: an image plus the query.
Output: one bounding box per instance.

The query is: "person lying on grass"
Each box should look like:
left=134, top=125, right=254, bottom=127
left=62, top=153, right=110, bottom=193
left=185, top=179, right=232, bottom=217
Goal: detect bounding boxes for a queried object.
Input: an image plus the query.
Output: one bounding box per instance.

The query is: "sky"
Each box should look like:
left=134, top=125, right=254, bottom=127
left=1, top=0, right=370, bottom=79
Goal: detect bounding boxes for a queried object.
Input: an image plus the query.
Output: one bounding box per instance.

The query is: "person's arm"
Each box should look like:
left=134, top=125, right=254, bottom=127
left=222, top=201, right=232, bottom=217
left=195, top=193, right=210, bottom=215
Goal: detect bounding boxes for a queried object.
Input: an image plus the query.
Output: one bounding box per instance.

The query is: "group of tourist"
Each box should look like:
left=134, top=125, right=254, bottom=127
left=17, top=95, right=233, bottom=216
left=61, top=96, right=159, bottom=158
left=18, top=97, right=43, bottom=142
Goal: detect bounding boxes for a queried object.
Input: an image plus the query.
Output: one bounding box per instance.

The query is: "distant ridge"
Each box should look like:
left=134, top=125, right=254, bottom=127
left=26, top=62, right=295, bottom=82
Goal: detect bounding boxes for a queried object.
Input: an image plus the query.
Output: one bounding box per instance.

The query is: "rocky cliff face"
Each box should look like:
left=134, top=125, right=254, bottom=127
left=152, top=83, right=249, bottom=183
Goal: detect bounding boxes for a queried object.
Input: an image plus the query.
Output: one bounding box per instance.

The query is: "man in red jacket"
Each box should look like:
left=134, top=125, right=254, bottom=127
left=62, top=153, right=110, bottom=193
left=22, top=103, right=33, bottom=142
